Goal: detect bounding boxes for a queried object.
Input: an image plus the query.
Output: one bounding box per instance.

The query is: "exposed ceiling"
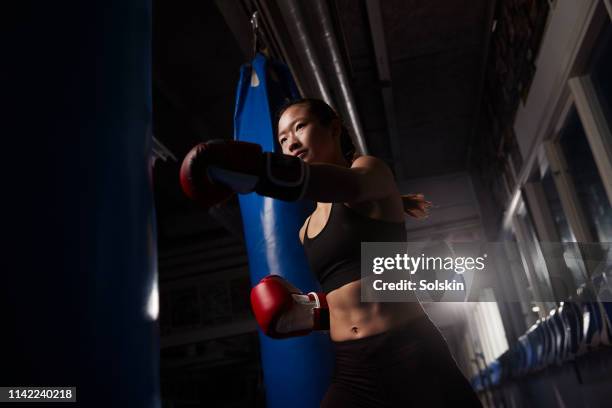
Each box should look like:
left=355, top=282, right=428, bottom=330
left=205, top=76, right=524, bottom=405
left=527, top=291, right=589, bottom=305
left=334, top=0, right=491, bottom=178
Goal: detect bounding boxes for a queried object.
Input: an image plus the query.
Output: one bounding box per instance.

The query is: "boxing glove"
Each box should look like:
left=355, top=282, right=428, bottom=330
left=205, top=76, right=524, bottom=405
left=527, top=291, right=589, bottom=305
left=250, top=275, right=329, bottom=339
left=179, top=143, right=234, bottom=208
left=179, top=140, right=310, bottom=208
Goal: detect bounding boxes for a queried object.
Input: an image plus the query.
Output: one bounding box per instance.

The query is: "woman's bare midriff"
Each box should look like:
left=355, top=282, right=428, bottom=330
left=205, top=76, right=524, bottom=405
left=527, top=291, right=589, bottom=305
left=300, top=197, right=420, bottom=342
left=327, top=279, right=427, bottom=342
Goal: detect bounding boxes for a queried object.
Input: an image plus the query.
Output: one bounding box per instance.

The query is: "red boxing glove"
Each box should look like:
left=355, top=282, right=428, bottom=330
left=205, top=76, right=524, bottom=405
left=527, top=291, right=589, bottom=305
left=179, top=140, right=309, bottom=208
left=250, top=275, right=329, bottom=339
left=179, top=143, right=236, bottom=208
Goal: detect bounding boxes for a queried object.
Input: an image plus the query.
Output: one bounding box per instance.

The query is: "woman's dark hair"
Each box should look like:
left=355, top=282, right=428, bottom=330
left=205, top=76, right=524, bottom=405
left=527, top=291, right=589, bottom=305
left=276, top=98, right=357, bottom=163
left=276, top=98, right=431, bottom=219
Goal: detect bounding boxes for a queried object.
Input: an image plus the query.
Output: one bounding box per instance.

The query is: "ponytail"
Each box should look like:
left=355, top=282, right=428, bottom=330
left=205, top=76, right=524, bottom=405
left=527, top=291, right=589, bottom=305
left=400, top=193, right=432, bottom=219
left=339, top=124, right=358, bottom=164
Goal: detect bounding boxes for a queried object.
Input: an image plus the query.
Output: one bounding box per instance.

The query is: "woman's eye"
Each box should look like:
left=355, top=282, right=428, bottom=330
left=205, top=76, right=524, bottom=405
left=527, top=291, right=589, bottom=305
left=279, top=137, right=287, bottom=145
left=296, top=123, right=305, bottom=131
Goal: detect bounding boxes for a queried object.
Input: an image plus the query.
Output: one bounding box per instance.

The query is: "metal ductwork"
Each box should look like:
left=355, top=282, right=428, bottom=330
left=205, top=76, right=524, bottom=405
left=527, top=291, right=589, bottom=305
left=271, top=0, right=334, bottom=103
left=272, top=0, right=369, bottom=155
left=310, top=0, right=369, bottom=155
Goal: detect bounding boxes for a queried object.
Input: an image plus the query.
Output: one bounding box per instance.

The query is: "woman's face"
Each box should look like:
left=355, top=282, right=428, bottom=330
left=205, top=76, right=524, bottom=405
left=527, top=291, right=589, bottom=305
left=277, top=104, right=339, bottom=164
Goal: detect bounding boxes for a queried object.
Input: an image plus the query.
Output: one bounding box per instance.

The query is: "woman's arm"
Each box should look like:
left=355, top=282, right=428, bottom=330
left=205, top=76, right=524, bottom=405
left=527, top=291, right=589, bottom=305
left=303, top=155, right=398, bottom=203
left=180, top=141, right=398, bottom=208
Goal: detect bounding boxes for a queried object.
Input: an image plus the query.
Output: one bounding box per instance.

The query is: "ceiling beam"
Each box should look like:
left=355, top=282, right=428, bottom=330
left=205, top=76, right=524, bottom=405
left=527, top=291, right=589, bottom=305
left=465, top=0, right=497, bottom=167
left=365, top=0, right=404, bottom=180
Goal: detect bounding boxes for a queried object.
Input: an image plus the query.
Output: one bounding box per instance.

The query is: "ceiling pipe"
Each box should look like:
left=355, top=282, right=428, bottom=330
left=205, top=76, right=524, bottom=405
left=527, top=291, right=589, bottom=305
left=274, top=0, right=368, bottom=155
left=274, top=0, right=334, bottom=103
left=310, top=0, right=369, bottom=155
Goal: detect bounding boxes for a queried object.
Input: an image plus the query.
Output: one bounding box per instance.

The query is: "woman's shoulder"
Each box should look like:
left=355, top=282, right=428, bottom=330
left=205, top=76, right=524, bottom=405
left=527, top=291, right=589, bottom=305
left=350, top=155, right=395, bottom=182
left=350, top=155, right=391, bottom=170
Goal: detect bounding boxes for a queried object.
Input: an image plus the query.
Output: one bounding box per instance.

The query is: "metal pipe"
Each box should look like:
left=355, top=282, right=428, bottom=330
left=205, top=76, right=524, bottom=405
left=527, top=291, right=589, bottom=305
left=311, top=0, right=369, bottom=155
left=275, top=0, right=334, bottom=103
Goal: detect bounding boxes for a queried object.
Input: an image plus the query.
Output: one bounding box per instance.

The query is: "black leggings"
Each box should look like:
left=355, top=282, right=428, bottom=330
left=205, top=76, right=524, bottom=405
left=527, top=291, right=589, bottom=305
left=320, top=315, right=483, bottom=408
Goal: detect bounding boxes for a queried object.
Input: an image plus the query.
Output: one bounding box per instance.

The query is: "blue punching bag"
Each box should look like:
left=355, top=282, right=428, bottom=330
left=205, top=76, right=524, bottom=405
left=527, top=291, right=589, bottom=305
left=4, top=1, right=159, bottom=407
left=83, top=1, right=161, bottom=406
left=234, top=53, right=334, bottom=408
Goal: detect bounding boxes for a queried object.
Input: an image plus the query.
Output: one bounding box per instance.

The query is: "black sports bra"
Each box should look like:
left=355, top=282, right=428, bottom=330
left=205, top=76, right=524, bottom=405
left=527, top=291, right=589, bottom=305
left=303, top=202, right=407, bottom=294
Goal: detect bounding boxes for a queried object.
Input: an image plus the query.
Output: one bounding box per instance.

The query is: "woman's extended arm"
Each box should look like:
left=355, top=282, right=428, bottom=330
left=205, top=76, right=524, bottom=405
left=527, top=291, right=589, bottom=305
left=303, top=155, right=398, bottom=203
left=180, top=141, right=399, bottom=208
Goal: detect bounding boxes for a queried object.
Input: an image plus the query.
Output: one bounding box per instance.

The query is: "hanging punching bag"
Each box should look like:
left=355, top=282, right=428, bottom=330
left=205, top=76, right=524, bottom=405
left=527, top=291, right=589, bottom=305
left=2, top=1, right=160, bottom=406
left=80, top=1, right=161, bottom=405
left=234, top=53, right=334, bottom=408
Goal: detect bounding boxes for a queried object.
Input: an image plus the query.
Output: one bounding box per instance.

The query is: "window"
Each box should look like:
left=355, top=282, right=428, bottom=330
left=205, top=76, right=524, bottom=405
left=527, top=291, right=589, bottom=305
left=559, top=108, right=612, bottom=243
left=589, top=22, right=612, bottom=137
left=534, top=169, right=585, bottom=289
left=468, top=289, right=509, bottom=365
left=540, top=170, right=576, bottom=243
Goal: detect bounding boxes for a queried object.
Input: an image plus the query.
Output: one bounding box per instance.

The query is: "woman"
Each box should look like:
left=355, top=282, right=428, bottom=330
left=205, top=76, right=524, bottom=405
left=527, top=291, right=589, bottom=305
left=275, top=98, right=482, bottom=407
left=179, top=98, right=482, bottom=407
